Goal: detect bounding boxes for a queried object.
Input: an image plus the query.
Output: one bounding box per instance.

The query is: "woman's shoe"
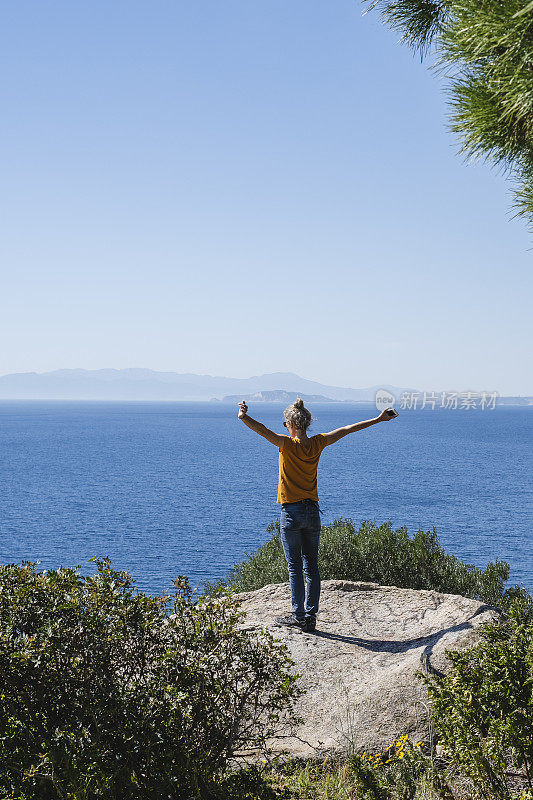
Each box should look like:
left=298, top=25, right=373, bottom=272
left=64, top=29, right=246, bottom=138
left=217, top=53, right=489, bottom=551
left=305, top=616, right=316, bottom=632
left=274, top=614, right=307, bottom=632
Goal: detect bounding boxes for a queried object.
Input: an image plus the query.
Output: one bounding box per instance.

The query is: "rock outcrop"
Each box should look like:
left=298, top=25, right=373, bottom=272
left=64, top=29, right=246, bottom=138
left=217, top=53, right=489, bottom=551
left=237, top=580, right=501, bottom=758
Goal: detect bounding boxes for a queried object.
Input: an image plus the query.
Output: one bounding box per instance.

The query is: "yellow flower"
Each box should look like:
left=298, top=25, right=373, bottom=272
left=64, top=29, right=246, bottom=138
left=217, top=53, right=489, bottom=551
left=398, top=752, right=405, bottom=760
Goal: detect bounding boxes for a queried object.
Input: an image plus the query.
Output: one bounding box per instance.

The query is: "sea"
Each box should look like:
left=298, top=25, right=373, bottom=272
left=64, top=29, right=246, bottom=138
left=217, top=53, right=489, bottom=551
left=0, top=401, right=531, bottom=597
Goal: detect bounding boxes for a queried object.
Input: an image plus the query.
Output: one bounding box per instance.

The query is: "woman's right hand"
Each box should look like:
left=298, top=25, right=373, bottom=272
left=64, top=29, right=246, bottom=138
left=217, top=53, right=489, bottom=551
left=238, top=400, right=248, bottom=419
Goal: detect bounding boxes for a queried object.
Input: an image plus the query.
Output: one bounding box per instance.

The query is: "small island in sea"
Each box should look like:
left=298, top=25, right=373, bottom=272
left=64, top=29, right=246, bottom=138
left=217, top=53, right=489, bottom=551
left=221, top=390, right=335, bottom=403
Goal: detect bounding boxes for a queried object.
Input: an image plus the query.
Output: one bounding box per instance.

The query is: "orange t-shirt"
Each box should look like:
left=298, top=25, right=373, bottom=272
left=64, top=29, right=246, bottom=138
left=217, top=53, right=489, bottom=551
left=277, top=433, right=329, bottom=504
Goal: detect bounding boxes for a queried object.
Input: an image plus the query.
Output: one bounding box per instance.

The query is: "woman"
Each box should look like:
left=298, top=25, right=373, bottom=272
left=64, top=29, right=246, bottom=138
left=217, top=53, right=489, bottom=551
left=238, top=397, right=397, bottom=633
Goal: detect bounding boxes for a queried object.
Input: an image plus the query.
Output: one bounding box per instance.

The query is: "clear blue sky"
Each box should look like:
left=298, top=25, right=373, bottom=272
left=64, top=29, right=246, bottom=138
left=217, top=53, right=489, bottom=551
left=1, top=1, right=531, bottom=394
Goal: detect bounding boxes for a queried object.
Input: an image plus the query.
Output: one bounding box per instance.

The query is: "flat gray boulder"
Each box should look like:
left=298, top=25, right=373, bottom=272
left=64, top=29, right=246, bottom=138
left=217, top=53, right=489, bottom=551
left=236, top=580, right=501, bottom=758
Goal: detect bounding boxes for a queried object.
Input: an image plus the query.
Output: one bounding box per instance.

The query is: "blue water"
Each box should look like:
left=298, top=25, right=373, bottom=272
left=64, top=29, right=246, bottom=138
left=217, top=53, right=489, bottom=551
left=0, top=401, right=531, bottom=596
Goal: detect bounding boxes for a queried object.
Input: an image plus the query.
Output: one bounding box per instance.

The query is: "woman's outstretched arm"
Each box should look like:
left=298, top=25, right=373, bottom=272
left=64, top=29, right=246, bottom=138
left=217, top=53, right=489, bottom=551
left=237, top=401, right=286, bottom=447
left=323, top=408, right=397, bottom=446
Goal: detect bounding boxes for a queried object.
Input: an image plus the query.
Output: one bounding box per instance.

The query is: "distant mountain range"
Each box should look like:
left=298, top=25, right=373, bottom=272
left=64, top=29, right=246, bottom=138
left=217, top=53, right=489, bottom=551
left=0, top=369, right=529, bottom=404
left=0, top=369, right=417, bottom=402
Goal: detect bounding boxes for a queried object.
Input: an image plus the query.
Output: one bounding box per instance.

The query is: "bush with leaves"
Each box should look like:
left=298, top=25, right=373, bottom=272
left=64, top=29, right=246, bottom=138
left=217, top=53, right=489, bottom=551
left=424, top=597, right=533, bottom=799
left=208, top=518, right=516, bottom=608
left=0, top=558, right=301, bottom=800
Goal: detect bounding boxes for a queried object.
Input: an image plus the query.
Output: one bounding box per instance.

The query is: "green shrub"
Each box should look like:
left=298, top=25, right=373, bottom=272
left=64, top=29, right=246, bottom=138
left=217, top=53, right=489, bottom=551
left=0, top=558, right=301, bottom=800
left=424, top=597, right=533, bottom=800
left=209, top=518, right=515, bottom=607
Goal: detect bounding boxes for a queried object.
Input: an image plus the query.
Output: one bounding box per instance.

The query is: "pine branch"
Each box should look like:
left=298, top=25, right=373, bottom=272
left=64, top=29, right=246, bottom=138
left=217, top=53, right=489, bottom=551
left=365, top=0, right=533, bottom=230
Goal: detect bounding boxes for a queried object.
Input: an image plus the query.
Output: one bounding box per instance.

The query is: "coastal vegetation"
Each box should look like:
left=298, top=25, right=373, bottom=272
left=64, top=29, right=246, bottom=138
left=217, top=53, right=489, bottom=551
left=0, top=533, right=531, bottom=799
left=0, top=558, right=300, bottom=799
left=423, top=596, right=533, bottom=798
left=208, top=518, right=522, bottom=609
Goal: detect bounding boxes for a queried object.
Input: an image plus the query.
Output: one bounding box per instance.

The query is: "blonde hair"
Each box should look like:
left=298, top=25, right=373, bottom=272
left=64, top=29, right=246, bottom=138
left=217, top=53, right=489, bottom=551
left=283, top=397, right=312, bottom=432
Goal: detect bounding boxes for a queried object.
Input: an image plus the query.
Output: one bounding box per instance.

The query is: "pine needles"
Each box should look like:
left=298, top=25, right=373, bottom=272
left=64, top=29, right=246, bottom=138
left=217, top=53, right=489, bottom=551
left=366, top=0, right=533, bottom=228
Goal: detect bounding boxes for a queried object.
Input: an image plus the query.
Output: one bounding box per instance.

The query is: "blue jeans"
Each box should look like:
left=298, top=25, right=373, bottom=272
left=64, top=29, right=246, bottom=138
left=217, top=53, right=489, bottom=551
left=280, top=499, right=322, bottom=620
